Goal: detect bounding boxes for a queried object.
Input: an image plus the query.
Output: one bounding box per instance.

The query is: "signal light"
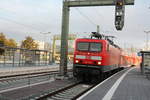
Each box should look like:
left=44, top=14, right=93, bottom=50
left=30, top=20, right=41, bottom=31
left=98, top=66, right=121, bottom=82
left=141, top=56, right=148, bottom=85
left=115, top=0, right=125, bottom=31
left=117, top=2, right=123, bottom=6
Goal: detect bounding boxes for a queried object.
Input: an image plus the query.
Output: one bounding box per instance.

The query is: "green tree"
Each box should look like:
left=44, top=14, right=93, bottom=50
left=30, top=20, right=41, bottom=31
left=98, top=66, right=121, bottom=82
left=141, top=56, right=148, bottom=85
left=21, top=36, right=38, bottom=50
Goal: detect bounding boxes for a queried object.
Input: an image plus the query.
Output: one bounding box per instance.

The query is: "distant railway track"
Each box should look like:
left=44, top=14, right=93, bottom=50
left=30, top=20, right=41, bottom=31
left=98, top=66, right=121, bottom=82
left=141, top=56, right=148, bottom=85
left=0, top=69, right=73, bottom=92
left=0, top=69, right=72, bottom=80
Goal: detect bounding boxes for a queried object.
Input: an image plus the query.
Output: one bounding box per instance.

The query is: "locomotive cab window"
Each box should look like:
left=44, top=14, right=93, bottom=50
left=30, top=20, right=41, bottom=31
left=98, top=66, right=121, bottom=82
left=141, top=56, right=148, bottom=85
left=77, top=42, right=102, bottom=52
left=90, top=43, right=102, bottom=52
left=77, top=42, right=89, bottom=51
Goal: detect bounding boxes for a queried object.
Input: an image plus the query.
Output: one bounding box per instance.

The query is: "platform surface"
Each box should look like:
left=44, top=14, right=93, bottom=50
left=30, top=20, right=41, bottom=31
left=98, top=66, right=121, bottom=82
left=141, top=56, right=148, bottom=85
left=78, top=67, right=150, bottom=100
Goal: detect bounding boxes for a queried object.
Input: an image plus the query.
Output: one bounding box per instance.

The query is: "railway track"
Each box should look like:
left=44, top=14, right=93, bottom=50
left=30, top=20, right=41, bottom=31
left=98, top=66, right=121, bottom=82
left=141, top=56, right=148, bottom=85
left=0, top=67, right=125, bottom=100
left=0, top=69, right=73, bottom=81
left=36, top=82, right=95, bottom=100
left=36, top=67, right=125, bottom=100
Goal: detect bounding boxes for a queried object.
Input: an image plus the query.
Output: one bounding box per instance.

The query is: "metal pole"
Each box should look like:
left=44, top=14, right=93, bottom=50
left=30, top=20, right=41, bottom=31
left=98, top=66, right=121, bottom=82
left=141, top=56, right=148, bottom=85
left=97, top=25, right=100, bottom=33
left=45, top=51, right=47, bottom=65
left=48, top=51, right=51, bottom=64
left=19, top=49, right=21, bottom=67
left=13, top=49, right=15, bottom=67
left=3, top=48, right=6, bottom=67
left=144, top=31, right=150, bottom=50
left=40, top=32, right=51, bottom=50
left=60, top=0, right=70, bottom=76
left=146, top=33, right=148, bottom=50
left=52, top=36, right=55, bottom=63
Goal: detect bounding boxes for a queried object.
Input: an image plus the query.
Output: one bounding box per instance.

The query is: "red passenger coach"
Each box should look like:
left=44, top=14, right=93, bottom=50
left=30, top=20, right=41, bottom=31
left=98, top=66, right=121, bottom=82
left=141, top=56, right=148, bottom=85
left=73, top=32, right=122, bottom=80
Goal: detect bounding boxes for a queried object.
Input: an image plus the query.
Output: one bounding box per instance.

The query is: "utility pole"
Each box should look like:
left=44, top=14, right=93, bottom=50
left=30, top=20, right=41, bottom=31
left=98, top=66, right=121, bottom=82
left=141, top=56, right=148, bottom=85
left=52, top=35, right=56, bottom=63
left=40, top=32, right=51, bottom=42
left=40, top=32, right=51, bottom=50
left=144, top=31, right=150, bottom=50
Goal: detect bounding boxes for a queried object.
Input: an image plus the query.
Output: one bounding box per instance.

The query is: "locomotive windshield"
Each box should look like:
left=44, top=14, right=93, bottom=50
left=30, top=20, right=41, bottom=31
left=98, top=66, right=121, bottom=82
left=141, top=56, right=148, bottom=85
left=77, top=42, right=102, bottom=52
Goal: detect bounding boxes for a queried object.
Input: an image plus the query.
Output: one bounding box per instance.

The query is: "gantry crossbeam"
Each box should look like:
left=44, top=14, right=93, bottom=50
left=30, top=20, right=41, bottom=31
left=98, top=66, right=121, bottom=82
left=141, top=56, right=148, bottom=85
left=67, top=0, right=134, bottom=7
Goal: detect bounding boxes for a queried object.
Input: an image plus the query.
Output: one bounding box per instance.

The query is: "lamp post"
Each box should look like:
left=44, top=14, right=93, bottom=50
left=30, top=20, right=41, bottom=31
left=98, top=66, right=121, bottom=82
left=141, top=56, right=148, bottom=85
left=40, top=32, right=51, bottom=42
left=40, top=32, right=51, bottom=50
left=144, top=31, right=150, bottom=50
left=40, top=32, right=52, bottom=64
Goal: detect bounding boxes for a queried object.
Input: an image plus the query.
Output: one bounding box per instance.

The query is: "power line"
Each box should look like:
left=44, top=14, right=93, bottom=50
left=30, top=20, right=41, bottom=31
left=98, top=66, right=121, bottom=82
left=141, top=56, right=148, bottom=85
left=75, top=8, right=97, bottom=26
left=92, top=8, right=115, bottom=33
left=0, top=7, right=50, bottom=28
left=0, top=16, right=42, bottom=32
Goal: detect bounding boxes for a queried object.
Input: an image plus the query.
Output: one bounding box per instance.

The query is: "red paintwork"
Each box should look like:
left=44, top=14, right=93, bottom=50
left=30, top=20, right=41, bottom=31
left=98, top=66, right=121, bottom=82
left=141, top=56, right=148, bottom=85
left=73, top=38, right=141, bottom=67
left=120, top=55, right=141, bottom=66
left=74, top=38, right=121, bottom=67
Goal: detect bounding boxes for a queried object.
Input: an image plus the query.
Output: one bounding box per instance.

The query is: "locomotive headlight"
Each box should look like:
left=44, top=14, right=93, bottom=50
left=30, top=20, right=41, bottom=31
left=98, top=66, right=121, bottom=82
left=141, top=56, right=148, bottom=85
left=75, top=60, right=79, bottom=63
left=98, top=62, right=101, bottom=65
left=91, top=56, right=102, bottom=60
left=76, top=55, right=86, bottom=59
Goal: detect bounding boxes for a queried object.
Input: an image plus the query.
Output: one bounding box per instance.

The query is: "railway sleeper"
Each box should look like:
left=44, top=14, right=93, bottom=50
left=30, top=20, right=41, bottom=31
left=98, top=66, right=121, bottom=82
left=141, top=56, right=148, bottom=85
left=53, top=94, right=76, bottom=99
left=55, top=94, right=76, bottom=98
left=50, top=95, right=71, bottom=100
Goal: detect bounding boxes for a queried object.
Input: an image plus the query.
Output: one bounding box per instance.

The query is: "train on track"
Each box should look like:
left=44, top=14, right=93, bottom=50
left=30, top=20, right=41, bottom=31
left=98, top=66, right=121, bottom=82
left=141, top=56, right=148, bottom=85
left=73, top=32, right=141, bottom=81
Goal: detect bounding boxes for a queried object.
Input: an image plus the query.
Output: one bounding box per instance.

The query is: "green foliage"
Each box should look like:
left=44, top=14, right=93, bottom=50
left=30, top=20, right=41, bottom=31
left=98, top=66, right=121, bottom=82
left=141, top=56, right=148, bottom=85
left=21, top=36, right=38, bottom=50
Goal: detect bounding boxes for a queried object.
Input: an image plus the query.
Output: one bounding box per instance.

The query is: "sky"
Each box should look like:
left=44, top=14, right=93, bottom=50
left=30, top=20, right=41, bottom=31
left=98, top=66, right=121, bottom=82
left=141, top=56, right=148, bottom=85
left=0, top=0, right=150, bottom=49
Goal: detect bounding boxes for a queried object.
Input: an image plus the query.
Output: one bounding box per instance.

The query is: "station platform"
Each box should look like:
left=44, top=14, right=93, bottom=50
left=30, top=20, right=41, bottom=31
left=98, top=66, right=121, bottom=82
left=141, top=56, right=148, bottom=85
left=78, top=67, right=150, bottom=100
left=0, top=64, right=73, bottom=77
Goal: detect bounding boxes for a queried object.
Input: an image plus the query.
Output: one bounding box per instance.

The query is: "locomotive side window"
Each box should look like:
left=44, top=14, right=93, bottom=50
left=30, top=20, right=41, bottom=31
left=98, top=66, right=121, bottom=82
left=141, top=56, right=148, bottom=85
left=90, top=43, right=102, bottom=52
left=77, top=42, right=89, bottom=51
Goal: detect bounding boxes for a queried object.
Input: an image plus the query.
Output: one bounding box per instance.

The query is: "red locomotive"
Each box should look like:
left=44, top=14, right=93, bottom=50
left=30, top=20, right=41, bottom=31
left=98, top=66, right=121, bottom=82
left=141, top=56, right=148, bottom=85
left=73, top=32, right=141, bottom=80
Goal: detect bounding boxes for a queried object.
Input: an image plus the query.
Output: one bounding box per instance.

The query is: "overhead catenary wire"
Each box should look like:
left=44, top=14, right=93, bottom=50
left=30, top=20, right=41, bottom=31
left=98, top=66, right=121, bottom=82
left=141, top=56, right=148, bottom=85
left=0, top=7, right=50, bottom=27
left=75, top=8, right=97, bottom=27
left=0, top=16, right=43, bottom=32
left=92, top=8, right=115, bottom=33
left=0, top=8, right=49, bottom=32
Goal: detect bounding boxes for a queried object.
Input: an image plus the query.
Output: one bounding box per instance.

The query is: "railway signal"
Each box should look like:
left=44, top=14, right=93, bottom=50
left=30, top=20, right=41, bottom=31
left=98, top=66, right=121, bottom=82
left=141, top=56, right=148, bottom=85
left=115, top=0, right=125, bottom=30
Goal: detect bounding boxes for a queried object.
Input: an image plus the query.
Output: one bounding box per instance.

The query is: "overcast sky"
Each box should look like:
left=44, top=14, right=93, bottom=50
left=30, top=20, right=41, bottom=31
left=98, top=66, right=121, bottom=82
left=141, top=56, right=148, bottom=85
left=0, top=0, right=150, bottom=49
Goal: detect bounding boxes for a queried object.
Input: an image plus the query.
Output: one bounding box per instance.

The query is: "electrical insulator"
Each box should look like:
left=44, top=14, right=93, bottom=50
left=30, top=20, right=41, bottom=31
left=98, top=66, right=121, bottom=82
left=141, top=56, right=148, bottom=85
left=115, top=0, right=125, bottom=31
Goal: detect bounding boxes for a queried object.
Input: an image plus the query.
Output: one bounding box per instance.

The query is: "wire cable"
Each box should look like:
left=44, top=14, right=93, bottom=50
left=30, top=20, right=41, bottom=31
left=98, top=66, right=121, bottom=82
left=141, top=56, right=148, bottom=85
left=75, top=8, right=97, bottom=27
left=0, top=16, right=42, bottom=32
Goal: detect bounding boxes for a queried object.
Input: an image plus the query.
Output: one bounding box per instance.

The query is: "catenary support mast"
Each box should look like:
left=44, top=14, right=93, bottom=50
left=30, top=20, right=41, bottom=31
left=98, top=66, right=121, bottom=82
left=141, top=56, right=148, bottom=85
left=60, top=0, right=134, bottom=76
